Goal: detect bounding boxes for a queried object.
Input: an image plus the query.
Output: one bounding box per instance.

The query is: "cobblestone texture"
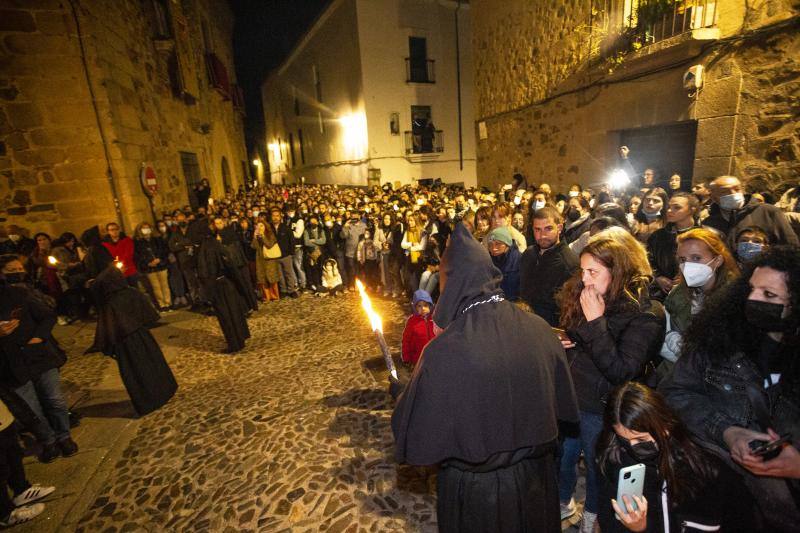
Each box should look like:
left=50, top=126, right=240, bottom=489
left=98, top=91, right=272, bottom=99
left=69, top=293, right=438, bottom=532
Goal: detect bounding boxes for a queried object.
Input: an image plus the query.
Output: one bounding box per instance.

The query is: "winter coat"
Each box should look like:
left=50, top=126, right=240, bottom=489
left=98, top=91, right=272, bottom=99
left=252, top=235, right=281, bottom=285
left=519, top=241, right=578, bottom=326
left=341, top=220, right=367, bottom=258
left=134, top=236, right=169, bottom=273
left=703, top=198, right=799, bottom=248
left=168, top=228, right=196, bottom=270
left=566, top=289, right=665, bottom=414
left=401, top=290, right=436, bottom=365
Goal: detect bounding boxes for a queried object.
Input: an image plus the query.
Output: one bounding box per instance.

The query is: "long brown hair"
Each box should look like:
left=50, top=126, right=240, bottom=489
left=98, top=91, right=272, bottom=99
left=558, top=237, right=652, bottom=329
left=596, top=382, right=718, bottom=507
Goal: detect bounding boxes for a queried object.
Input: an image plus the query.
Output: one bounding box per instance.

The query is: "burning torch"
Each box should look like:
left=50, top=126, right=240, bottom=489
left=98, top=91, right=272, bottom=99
left=355, top=278, right=398, bottom=381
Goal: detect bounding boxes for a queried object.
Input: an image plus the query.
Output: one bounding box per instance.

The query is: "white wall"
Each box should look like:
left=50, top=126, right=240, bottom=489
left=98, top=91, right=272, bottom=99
left=357, top=0, right=476, bottom=187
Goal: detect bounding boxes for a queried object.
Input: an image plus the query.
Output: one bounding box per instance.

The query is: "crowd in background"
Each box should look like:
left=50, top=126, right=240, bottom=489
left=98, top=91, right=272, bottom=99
left=0, top=148, right=799, bottom=530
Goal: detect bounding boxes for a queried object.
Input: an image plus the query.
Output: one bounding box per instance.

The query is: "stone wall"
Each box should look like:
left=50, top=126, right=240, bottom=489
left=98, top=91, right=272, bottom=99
left=0, top=0, right=247, bottom=237
left=471, top=0, right=800, bottom=193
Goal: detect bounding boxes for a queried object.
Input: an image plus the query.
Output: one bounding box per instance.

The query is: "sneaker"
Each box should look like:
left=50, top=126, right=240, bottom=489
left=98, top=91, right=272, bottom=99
left=57, top=437, right=78, bottom=457
left=560, top=498, right=576, bottom=520
left=13, top=485, right=55, bottom=507
left=579, top=511, right=597, bottom=533
left=38, top=443, right=60, bottom=463
left=56, top=316, right=68, bottom=326
left=0, top=503, right=45, bottom=526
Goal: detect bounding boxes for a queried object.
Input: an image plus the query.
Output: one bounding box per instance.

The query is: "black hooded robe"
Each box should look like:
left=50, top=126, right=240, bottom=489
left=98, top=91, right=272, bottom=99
left=196, top=232, right=251, bottom=353
left=91, top=267, right=177, bottom=416
left=391, top=223, right=579, bottom=533
left=219, top=225, right=259, bottom=311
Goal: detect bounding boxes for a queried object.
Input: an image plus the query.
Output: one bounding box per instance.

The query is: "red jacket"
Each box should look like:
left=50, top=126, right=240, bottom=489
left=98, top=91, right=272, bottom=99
left=401, top=313, right=436, bottom=365
left=102, top=236, right=138, bottom=277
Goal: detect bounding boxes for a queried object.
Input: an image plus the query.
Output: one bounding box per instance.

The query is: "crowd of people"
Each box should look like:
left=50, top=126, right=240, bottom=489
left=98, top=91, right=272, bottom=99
left=0, top=147, right=798, bottom=529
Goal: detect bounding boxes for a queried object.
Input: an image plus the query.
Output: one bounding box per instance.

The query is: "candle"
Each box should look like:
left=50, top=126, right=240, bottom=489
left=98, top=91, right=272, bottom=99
left=114, top=257, right=124, bottom=270
left=355, top=278, right=398, bottom=380
left=47, top=255, right=58, bottom=265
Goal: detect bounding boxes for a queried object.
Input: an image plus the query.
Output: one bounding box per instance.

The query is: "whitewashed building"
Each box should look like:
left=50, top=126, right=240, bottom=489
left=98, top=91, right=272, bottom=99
left=260, top=0, right=476, bottom=188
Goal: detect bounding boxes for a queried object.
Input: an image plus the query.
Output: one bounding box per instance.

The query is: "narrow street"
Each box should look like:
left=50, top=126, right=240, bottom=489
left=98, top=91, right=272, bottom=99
left=20, top=293, right=438, bottom=532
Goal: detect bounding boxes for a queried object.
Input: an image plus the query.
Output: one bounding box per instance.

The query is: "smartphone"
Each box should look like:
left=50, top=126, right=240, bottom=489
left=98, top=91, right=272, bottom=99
left=750, top=434, right=792, bottom=458
left=616, top=463, right=646, bottom=514
left=552, top=327, right=570, bottom=342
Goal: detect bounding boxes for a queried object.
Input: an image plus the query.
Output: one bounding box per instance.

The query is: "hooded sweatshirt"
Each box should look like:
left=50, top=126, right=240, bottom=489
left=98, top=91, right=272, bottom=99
left=392, top=223, right=579, bottom=466
left=401, top=290, right=436, bottom=365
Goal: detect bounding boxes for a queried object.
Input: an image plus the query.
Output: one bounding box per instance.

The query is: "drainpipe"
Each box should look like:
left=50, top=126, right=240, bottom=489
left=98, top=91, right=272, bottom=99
left=68, top=0, right=124, bottom=231
left=455, top=1, right=463, bottom=171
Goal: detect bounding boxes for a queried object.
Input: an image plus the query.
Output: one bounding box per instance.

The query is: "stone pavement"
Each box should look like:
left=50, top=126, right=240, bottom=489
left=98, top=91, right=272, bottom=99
left=16, top=291, right=585, bottom=532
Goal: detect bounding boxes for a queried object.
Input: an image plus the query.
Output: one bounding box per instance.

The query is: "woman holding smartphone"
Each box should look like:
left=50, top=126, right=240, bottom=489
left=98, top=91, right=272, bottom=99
left=596, top=382, right=753, bottom=532
left=556, top=235, right=665, bottom=532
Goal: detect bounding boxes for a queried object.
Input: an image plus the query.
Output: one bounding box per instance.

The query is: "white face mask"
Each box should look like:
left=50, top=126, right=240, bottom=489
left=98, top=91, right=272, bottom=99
left=141, top=227, right=152, bottom=236
left=569, top=191, right=579, bottom=197
left=533, top=200, right=546, bottom=210
left=718, top=192, right=745, bottom=211
left=680, top=258, right=716, bottom=288
left=325, top=221, right=333, bottom=228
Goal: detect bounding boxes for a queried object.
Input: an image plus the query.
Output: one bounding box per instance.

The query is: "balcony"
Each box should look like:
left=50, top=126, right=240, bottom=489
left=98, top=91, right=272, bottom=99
left=621, top=0, right=717, bottom=48
left=205, top=52, right=231, bottom=99
left=405, top=58, right=435, bottom=84
left=404, top=130, right=444, bottom=160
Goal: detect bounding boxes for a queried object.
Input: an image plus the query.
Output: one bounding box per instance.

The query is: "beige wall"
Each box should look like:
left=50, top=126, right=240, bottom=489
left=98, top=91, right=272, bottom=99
left=472, top=0, right=800, bottom=192
left=0, top=0, right=247, bottom=237
left=261, top=0, right=477, bottom=187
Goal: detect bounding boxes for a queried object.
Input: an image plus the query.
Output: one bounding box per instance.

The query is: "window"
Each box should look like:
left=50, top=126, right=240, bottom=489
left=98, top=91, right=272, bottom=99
left=293, top=86, right=300, bottom=116
left=153, top=0, right=172, bottom=39
left=317, top=111, right=325, bottom=134
left=312, top=65, right=322, bottom=102
left=406, top=37, right=434, bottom=83
left=289, top=133, right=296, bottom=167
left=405, top=106, right=443, bottom=154
left=298, top=129, right=305, bottom=164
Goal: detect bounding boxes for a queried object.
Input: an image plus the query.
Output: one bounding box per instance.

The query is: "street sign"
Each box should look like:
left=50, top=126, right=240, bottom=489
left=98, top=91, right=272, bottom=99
left=140, top=164, right=158, bottom=196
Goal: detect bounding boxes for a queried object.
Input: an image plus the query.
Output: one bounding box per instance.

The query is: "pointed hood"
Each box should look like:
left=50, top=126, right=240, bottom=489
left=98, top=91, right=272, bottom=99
left=432, top=223, right=503, bottom=329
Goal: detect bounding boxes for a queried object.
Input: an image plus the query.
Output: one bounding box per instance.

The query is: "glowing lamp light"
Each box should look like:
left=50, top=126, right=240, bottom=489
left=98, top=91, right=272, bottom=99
left=268, top=143, right=282, bottom=165
left=339, top=113, right=368, bottom=159
left=47, top=255, right=58, bottom=265
left=252, top=158, right=261, bottom=166
left=609, top=169, right=630, bottom=190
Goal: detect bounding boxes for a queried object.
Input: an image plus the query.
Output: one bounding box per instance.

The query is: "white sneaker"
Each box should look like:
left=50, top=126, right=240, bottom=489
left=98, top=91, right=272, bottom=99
left=579, top=511, right=597, bottom=533
left=57, top=316, right=68, bottom=326
left=13, top=485, right=55, bottom=507
left=560, top=497, right=576, bottom=520
left=0, top=503, right=45, bottom=526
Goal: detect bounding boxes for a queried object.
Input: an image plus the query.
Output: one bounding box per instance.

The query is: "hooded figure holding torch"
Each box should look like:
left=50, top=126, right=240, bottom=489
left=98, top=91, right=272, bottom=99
left=391, top=223, right=579, bottom=533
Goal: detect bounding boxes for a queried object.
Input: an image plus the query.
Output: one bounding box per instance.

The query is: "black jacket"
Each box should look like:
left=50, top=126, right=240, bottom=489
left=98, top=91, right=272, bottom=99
left=0, top=284, right=63, bottom=387
left=272, top=222, right=294, bottom=258
left=702, top=198, right=799, bottom=248
left=168, top=228, right=196, bottom=269
left=659, top=341, right=800, bottom=531
left=134, top=236, right=169, bottom=273
left=519, top=240, right=578, bottom=326
left=566, top=290, right=665, bottom=414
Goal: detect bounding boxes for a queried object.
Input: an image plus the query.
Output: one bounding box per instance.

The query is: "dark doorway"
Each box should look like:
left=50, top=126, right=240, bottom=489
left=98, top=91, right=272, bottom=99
left=618, top=121, right=697, bottom=189
left=221, top=156, right=232, bottom=193
left=180, top=151, right=201, bottom=209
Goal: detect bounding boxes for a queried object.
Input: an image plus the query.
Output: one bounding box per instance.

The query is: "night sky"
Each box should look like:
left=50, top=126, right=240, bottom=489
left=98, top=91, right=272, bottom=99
left=230, top=0, right=330, bottom=156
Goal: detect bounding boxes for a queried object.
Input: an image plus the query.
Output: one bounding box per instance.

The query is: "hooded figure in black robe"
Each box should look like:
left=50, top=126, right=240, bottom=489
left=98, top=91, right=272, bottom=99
left=90, top=266, right=177, bottom=416
left=391, top=223, right=580, bottom=533
left=218, top=224, right=258, bottom=312
left=196, top=225, right=250, bottom=353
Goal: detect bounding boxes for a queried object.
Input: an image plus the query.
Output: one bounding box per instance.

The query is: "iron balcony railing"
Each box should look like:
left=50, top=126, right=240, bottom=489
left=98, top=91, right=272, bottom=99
left=405, top=58, right=436, bottom=83
left=404, top=130, right=444, bottom=155
left=621, top=0, right=718, bottom=47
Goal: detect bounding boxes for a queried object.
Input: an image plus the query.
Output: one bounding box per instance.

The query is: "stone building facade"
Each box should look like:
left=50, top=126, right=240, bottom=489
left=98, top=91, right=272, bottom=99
left=0, top=0, right=248, bottom=236
left=471, top=0, right=800, bottom=193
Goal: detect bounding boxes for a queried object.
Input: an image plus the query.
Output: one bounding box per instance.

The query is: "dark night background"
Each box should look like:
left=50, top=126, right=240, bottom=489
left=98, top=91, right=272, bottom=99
left=230, top=0, right=330, bottom=161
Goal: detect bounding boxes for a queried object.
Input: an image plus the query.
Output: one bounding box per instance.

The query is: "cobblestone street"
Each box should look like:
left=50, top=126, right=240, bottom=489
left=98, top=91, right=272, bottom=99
left=25, top=292, right=438, bottom=533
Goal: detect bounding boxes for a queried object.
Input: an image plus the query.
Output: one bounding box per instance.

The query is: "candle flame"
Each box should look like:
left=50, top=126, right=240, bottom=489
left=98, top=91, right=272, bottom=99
left=47, top=255, right=58, bottom=265
left=355, top=278, right=382, bottom=333
left=114, top=257, right=124, bottom=270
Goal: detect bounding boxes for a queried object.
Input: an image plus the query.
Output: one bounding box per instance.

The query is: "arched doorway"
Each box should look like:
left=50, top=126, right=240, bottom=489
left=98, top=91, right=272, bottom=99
left=221, top=156, right=232, bottom=193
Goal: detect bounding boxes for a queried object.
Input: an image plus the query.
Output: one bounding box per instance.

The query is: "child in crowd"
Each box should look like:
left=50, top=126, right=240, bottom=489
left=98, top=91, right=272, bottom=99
left=321, top=258, right=344, bottom=297
left=356, top=231, right=379, bottom=290
left=401, top=290, right=436, bottom=367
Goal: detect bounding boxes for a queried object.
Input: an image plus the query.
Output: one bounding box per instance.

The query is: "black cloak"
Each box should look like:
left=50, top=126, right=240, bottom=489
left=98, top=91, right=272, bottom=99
left=91, top=266, right=177, bottom=416
left=219, top=225, right=258, bottom=311
left=391, top=223, right=579, bottom=533
left=196, top=230, right=251, bottom=353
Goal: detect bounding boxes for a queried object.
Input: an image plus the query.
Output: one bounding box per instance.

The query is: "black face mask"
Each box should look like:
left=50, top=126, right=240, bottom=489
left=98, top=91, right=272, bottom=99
left=4, top=272, right=26, bottom=284
left=746, top=300, right=791, bottom=332
left=179, top=221, right=188, bottom=228
left=623, top=439, right=659, bottom=462
left=566, top=209, right=581, bottom=222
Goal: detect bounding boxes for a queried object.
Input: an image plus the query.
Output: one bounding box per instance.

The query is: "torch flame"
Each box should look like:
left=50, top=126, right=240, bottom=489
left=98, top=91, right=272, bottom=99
left=47, top=255, right=58, bottom=265
left=355, top=278, right=382, bottom=333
